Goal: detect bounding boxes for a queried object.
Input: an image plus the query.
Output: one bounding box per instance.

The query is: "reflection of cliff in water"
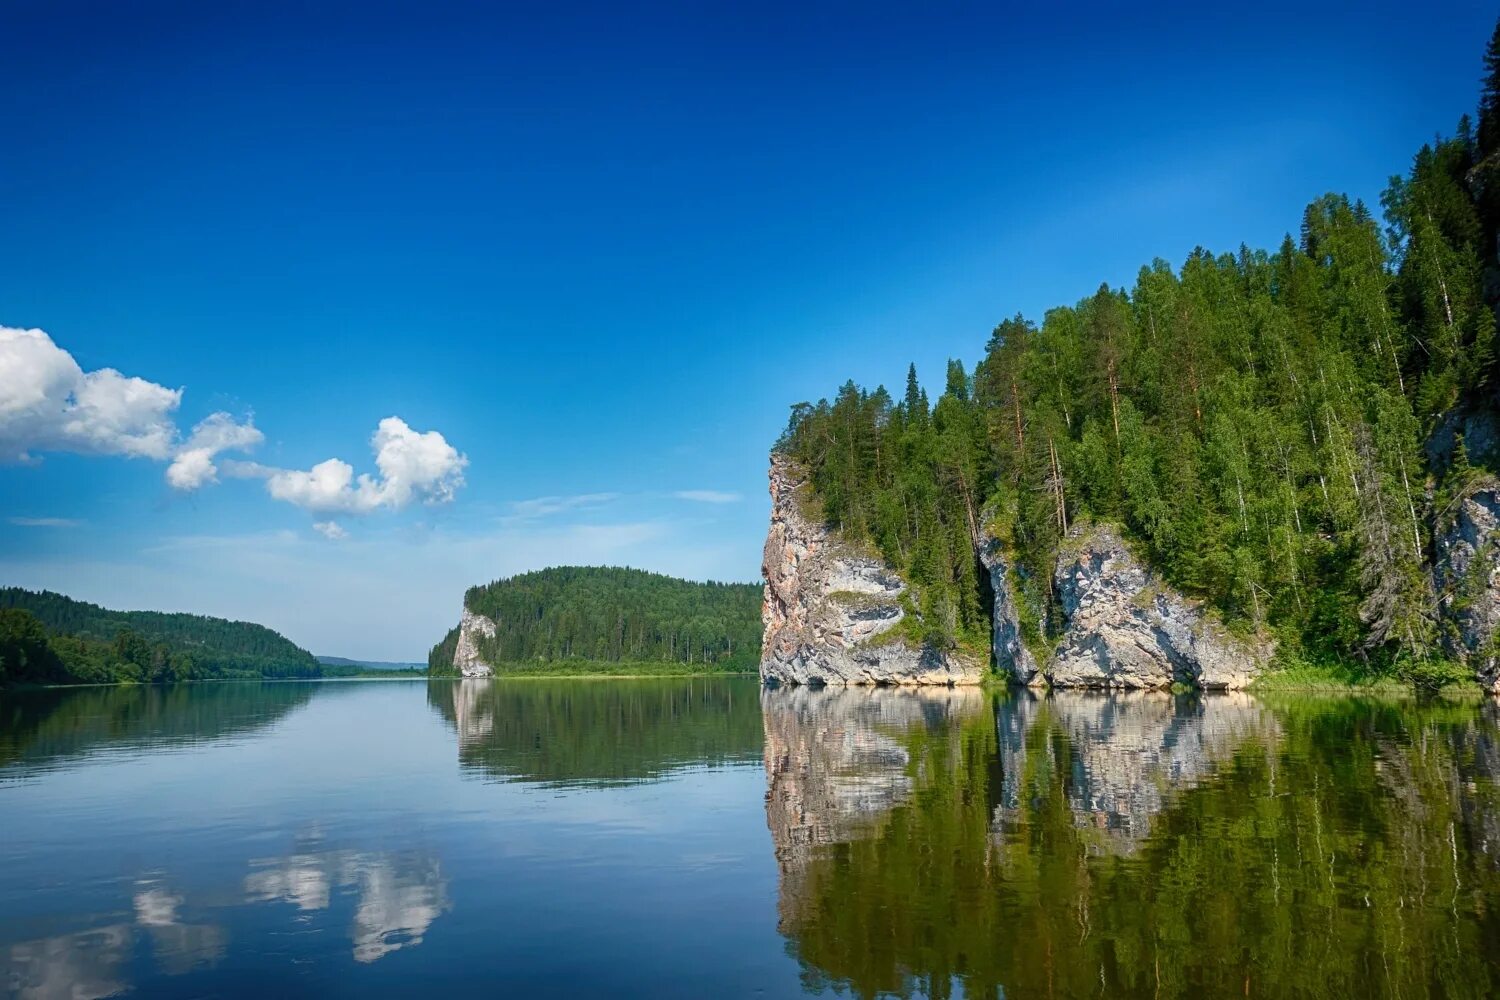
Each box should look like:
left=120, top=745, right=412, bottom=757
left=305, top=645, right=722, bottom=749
left=761, top=685, right=987, bottom=871
left=767, top=690, right=1500, bottom=999
left=995, top=690, right=1279, bottom=851
left=0, top=682, right=317, bottom=776
left=426, top=676, right=763, bottom=787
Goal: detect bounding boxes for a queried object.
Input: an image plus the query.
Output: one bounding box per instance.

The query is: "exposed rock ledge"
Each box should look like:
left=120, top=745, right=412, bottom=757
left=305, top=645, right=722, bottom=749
left=452, top=608, right=497, bottom=678
left=760, top=454, right=983, bottom=686
left=979, top=533, right=1041, bottom=686
left=1048, top=525, right=1268, bottom=690
left=1436, top=483, right=1500, bottom=692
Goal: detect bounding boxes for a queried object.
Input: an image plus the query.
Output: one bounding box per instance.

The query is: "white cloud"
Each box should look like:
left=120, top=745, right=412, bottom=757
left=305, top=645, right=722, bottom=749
left=238, top=417, right=467, bottom=516
left=0, top=326, right=181, bottom=462
left=503, top=492, right=620, bottom=522
left=0, top=327, right=262, bottom=490
left=672, top=489, right=742, bottom=503
left=8, top=516, right=83, bottom=528
left=312, top=521, right=348, bottom=540
left=0, top=327, right=465, bottom=522
left=166, top=412, right=263, bottom=490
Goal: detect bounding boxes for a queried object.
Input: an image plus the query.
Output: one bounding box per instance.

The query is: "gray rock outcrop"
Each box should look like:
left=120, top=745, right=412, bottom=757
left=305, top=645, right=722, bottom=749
left=979, top=532, right=1041, bottom=686
left=1048, top=525, right=1268, bottom=690
left=1435, top=483, right=1500, bottom=691
left=760, top=454, right=983, bottom=686
left=452, top=608, right=496, bottom=678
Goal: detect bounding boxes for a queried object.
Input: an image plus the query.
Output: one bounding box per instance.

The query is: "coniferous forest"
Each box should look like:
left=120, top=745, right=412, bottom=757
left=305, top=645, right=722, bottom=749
left=0, top=588, right=322, bottom=685
left=776, top=27, right=1500, bottom=681
left=428, top=566, right=762, bottom=674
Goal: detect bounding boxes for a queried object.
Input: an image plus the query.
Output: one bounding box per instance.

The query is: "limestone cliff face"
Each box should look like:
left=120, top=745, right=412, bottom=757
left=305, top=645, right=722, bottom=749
left=760, top=454, right=983, bottom=686
left=1048, top=525, right=1268, bottom=690
left=452, top=608, right=497, bottom=678
left=979, top=533, right=1041, bottom=686
left=1436, top=484, right=1500, bottom=691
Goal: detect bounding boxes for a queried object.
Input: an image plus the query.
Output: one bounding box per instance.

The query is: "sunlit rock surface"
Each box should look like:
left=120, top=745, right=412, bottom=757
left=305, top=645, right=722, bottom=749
left=760, top=454, right=982, bottom=686
left=452, top=608, right=497, bottom=678
left=1049, top=525, right=1270, bottom=689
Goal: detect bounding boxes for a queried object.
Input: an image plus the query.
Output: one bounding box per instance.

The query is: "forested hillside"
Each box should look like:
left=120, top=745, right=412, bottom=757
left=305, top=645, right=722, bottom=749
left=775, top=26, right=1500, bottom=677
left=428, top=566, right=761, bottom=674
left=0, top=588, right=321, bottom=685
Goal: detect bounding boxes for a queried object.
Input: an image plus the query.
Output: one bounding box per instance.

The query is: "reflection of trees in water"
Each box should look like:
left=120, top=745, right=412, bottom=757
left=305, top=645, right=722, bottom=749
left=766, top=690, right=1500, bottom=999
left=0, top=682, right=317, bottom=775
left=426, top=676, right=762, bottom=787
left=245, top=842, right=451, bottom=964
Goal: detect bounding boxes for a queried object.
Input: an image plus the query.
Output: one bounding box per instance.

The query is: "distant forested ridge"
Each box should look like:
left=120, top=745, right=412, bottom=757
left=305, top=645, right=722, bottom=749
left=0, top=588, right=321, bottom=685
left=775, top=24, right=1500, bottom=679
left=428, top=566, right=761, bottom=674
left=316, top=655, right=424, bottom=675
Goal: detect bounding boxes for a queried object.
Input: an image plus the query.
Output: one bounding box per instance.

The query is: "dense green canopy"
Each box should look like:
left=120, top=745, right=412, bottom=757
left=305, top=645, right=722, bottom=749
left=428, top=566, right=761, bottom=674
left=0, top=588, right=321, bottom=685
left=777, top=24, right=1500, bottom=678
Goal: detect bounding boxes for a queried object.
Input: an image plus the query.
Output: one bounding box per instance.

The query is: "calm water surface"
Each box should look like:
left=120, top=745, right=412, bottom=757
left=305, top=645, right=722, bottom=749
left=2, top=678, right=1499, bottom=998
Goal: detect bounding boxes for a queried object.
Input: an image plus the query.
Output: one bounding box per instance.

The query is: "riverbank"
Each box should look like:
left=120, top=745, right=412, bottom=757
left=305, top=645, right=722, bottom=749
left=1247, top=660, right=1487, bottom=699
left=433, top=660, right=759, bottom=680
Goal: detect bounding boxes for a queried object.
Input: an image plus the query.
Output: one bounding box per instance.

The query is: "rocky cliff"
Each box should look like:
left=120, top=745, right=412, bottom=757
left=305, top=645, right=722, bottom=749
left=978, top=532, right=1041, bottom=686
left=451, top=608, right=496, bottom=678
left=760, top=455, right=983, bottom=686
left=1048, top=525, right=1268, bottom=690
left=1436, top=482, right=1500, bottom=691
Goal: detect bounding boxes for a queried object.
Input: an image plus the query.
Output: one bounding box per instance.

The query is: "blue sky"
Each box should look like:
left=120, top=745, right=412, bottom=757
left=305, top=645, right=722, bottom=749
left=2, top=1, right=1495, bottom=659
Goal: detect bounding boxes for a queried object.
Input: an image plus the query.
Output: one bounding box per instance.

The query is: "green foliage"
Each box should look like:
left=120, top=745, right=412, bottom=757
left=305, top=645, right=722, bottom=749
left=776, top=27, right=1500, bottom=673
left=0, top=588, right=320, bottom=686
left=430, top=566, right=761, bottom=674
left=428, top=626, right=460, bottom=675
left=424, top=676, right=762, bottom=786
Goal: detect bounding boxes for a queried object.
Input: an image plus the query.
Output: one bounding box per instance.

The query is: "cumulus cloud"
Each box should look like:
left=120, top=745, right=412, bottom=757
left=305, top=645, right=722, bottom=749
left=0, top=326, right=181, bottom=462
left=166, top=412, right=264, bottom=490
left=312, top=521, right=348, bottom=540
left=2, top=326, right=468, bottom=527
left=0, top=326, right=262, bottom=490
left=672, top=489, right=742, bottom=503
left=237, top=417, right=467, bottom=516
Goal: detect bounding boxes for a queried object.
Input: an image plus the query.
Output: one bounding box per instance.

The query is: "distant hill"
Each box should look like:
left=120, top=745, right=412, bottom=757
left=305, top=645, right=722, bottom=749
left=429, top=566, right=762, bottom=675
left=0, top=588, right=320, bottom=685
left=316, top=655, right=424, bottom=675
